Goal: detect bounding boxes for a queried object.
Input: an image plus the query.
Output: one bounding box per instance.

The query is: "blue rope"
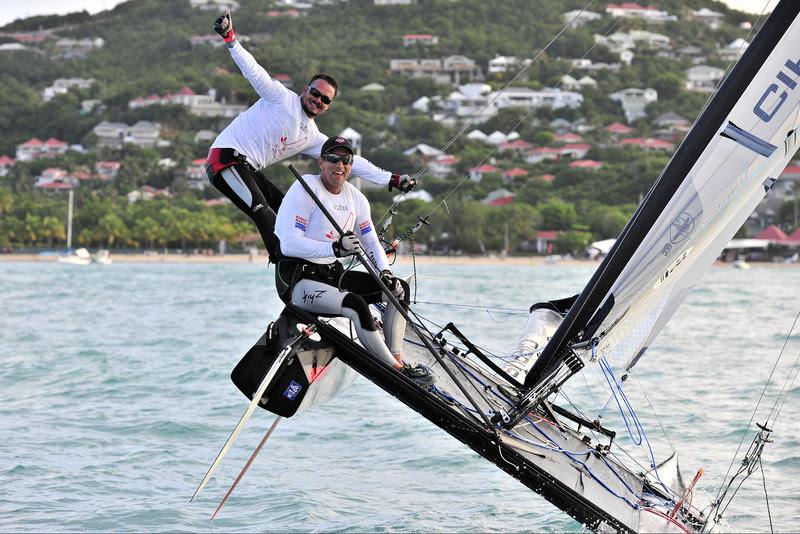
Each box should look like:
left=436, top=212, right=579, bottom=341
left=598, top=357, right=680, bottom=500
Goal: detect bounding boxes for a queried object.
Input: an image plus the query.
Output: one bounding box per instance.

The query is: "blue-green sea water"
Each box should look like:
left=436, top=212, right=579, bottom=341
left=1, top=260, right=799, bottom=532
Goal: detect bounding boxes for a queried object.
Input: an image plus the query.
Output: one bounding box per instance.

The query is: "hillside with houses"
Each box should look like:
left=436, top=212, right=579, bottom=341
left=0, top=0, right=798, bottom=257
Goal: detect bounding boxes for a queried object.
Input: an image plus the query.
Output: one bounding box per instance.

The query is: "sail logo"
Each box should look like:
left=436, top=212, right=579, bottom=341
left=283, top=380, right=303, bottom=400
left=669, top=212, right=694, bottom=244
left=653, top=247, right=693, bottom=289
left=753, top=59, right=800, bottom=122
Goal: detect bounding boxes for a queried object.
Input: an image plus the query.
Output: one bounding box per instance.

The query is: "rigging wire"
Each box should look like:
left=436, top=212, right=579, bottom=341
left=713, top=310, right=800, bottom=495
left=412, top=300, right=530, bottom=315
left=707, top=308, right=800, bottom=532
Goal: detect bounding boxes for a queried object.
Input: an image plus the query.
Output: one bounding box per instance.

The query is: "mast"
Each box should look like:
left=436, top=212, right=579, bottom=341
left=66, top=188, right=74, bottom=250
left=522, top=0, right=800, bottom=391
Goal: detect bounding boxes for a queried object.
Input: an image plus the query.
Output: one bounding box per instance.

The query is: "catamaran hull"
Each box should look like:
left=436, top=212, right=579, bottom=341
left=243, top=305, right=702, bottom=533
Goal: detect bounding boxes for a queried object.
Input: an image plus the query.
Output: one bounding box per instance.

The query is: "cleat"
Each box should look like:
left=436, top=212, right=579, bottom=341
left=401, top=362, right=436, bottom=386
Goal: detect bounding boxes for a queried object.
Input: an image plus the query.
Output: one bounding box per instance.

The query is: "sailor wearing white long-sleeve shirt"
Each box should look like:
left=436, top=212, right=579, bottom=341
left=205, top=10, right=415, bottom=258
left=274, top=136, right=433, bottom=385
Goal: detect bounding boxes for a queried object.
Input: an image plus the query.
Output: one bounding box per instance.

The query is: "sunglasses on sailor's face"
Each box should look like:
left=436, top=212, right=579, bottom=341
left=307, top=86, right=333, bottom=105
left=322, top=153, right=353, bottom=165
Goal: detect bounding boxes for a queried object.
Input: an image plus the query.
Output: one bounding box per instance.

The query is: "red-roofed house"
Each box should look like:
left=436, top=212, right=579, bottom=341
left=16, top=138, right=43, bottom=161
left=605, top=122, right=633, bottom=135
left=619, top=137, right=675, bottom=151
left=11, top=31, right=50, bottom=44
left=470, top=164, right=499, bottom=182
left=34, top=167, right=78, bottom=190
left=430, top=154, right=460, bottom=178
left=756, top=224, right=789, bottom=242
left=186, top=158, right=209, bottom=187
left=43, top=138, right=68, bottom=157
left=73, top=169, right=93, bottom=181
left=171, top=86, right=198, bottom=106
left=554, top=133, right=583, bottom=144
left=0, top=155, right=16, bottom=176
left=569, top=159, right=604, bottom=169
left=785, top=229, right=800, bottom=244
left=96, top=161, right=121, bottom=180
left=538, top=174, right=556, bottom=183
left=266, top=9, right=301, bottom=17
left=524, top=147, right=561, bottom=164
left=536, top=230, right=559, bottom=254
left=403, top=34, right=439, bottom=47
left=482, top=188, right=515, bottom=207
left=559, top=143, right=591, bottom=159
left=499, top=139, right=533, bottom=153
left=502, top=168, right=528, bottom=182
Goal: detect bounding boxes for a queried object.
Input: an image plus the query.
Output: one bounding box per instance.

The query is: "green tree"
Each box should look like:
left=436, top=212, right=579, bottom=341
left=40, top=216, right=66, bottom=248
left=539, top=198, right=577, bottom=231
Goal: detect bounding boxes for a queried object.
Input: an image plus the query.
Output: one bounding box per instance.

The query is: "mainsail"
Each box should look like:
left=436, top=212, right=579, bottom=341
left=523, top=1, right=800, bottom=393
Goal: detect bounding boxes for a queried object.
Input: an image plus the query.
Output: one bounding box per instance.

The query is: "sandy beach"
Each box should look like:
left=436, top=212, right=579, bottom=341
left=0, top=252, right=573, bottom=266
left=1, top=251, right=796, bottom=268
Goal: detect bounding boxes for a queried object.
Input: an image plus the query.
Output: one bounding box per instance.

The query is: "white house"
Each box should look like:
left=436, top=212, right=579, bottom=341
left=403, top=34, right=438, bottom=47
left=42, top=78, right=95, bottom=102
left=563, top=9, right=601, bottom=27
left=93, top=121, right=162, bottom=149
left=189, top=0, right=240, bottom=11
left=54, top=37, right=104, bottom=59
left=609, top=87, right=658, bottom=122
left=605, top=3, right=675, bottom=22
left=596, top=30, right=671, bottom=53
left=389, top=55, right=482, bottom=85
left=488, top=56, right=529, bottom=75
left=718, top=38, right=749, bottom=61
left=34, top=167, right=78, bottom=190
left=691, top=8, right=725, bottom=30
left=685, top=65, right=725, bottom=93
left=0, top=155, right=16, bottom=176
left=490, top=87, right=583, bottom=110
left=562, top=75, right=597, bottom=91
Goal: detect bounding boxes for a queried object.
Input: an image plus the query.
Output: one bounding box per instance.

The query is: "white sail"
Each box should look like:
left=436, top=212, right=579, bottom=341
left=592, top=129, right=798, bottom=370
left=522, top=8, right=800, bottom=388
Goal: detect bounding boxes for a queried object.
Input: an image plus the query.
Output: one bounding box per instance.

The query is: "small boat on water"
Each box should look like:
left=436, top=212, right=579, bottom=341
left=57, top=248, right=91, bottom=266
left=92, top=249, right=113, bottom=265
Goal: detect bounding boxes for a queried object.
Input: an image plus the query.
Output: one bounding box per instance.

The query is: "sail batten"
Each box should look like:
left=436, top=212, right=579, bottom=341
left=524, top=2, right=800, bottom=390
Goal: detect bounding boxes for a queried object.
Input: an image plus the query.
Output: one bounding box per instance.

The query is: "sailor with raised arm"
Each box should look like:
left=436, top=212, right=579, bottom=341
left=274, top=136, right=433, bottom=385
left=205, top=9, right=416, bottom=257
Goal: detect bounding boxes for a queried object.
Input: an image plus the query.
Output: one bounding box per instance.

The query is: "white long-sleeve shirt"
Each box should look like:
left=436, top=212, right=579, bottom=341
left=211, top=41, right=391, bottom=186
left=275, top=174, right=389, bottom=272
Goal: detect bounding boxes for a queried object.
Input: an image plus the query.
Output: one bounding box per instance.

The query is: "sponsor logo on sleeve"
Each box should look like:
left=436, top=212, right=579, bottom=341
left=359, top=220, right=372, bottom=235
left=294, top=215, right=308, bottom=231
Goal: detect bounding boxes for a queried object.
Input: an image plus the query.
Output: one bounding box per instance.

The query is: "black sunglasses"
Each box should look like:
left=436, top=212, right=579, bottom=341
left=322, top=153, right=353, bottom=165
left=308, top=86, right=333, bottom=105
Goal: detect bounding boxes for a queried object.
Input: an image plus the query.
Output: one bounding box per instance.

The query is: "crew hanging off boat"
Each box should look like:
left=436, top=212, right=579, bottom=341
left=273, top=136, right=434, bottom=384
left=204, top=9, right=416, bottom=258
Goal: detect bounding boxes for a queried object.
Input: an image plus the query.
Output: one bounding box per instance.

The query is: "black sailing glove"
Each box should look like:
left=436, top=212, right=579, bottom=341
left=332, top=232, right=362, bottom=258
left=389, top=173, right=416, bottom=193
left=213, top=9, right=236, bottom=44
